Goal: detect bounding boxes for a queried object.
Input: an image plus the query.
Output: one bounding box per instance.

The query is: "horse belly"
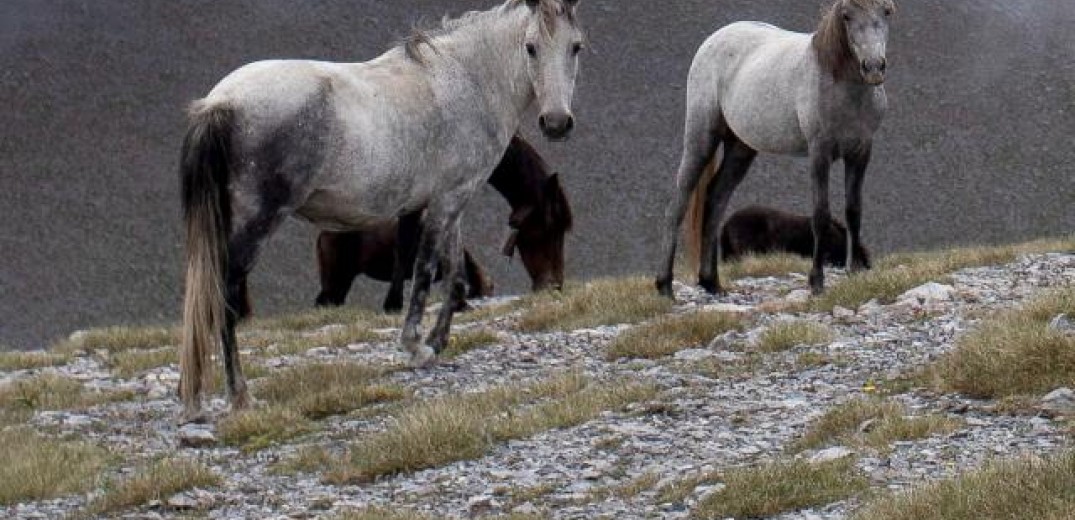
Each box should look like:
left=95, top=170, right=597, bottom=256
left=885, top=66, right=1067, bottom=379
left=296, top=189, right=398, bottom=232
left=722, top=82, right=808, bottom=156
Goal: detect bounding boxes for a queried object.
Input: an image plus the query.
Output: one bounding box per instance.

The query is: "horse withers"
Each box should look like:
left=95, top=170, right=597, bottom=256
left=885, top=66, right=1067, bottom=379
left=178, top=0, right=585, bottom=422
left=656, top=0, right=893, bottom=298
left=720, top=205, right=871, bottom=267
left=316, top=134, right=573, bottom=312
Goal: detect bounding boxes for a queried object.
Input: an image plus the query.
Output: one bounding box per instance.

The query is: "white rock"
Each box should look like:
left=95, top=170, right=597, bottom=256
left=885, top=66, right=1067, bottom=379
left=1048, top=314, right=1074, bottom=333
left=674, top=348, right=716, bottom=362
left=810, top=446, right=856, bottom=464
left=897, top=282, right=956, bottom=305
left=832, top=306, right=856, bottom=319
left=1041, top=387, right=1075, bottom=415
left=177, top=424, right=217, bottom=448
left=702, top=303, right=755, bottom=314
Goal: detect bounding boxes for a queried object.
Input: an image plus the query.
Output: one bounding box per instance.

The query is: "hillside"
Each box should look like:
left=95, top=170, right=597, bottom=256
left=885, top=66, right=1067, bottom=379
left=1, top=239, right=1074, bottom=519
left=3, top=0, right=1074, bottom=349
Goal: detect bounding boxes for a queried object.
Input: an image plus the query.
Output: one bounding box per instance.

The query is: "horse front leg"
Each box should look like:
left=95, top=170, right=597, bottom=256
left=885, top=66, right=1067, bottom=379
left=809, top=149, right=834, bottom=295
left=427, top=221, right=467, bottom=351
left=400, top=216, right=439, bottom=367
left=844, top=147, right=871, bottom=271
left=384, top=212, right=422, bottom=313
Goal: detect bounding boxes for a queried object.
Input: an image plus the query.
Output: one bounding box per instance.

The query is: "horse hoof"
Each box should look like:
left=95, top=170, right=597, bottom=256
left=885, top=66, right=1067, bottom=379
left=408, top=345, right=437, bottom=368
left=698, top=279, right=722, bottom=295
left=177, top=408, right=210, bottom=425
left=654, top=277, right=674, bottom=298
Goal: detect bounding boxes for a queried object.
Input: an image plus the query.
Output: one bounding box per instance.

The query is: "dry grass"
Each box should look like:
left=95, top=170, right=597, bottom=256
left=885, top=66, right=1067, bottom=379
left=267, top=324, right=389, bottom=356
left=0, top=373, right=133, bottom=422
left=109, top=347, right=177, bottom=377
left=443, top=328, right=502, bottom=358
left=693, top=458, right=869, bottom=519
left=657, top=472, right=715, bottom=504
left=516, top=276, right=672, bottom=332
left=338, top=507, right=549, bottom=520
left=52, top=325, right=177, bottom=354
left=249, top=306, right=401, bottom=333
left=605, top=310, right=742, bottom=360
left=930, top=288, right=1075, bottom=398
left=325, top=373, right=657, bottom=484
left=454, top=298, right=532, bottom=324
left=255, top=363, right=406, bottom=420
left=271, top=445, right=335, bottom=475
left=756, top=320, right=834, bottom=353
left=813, top=237, right=1074, bottom=311
left=217, top=406, right=312, bottom=450
left=0, top=428, right=110, bottom=505
left=852, top=450, right=1075, bottom=520
left=723, top=253, right=812, bottom=281
left=587, top=472, right=661, bottom=502
left=84, top=458, right=220, bottom=517
left=0, top=350, right=71, bottom=371
left=792, top=397, right=962, bottom=452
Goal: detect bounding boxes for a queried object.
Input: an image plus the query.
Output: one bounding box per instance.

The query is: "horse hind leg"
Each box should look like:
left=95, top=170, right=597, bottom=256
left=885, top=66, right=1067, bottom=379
left=655, top=109, right=725, bottom=297
left=221, top=203, right=290, bottom=410
left=697, top=136, right=756, bottom=294
left=428, top=222, right=467, bottom=348
left=808, top=148, right=835, bottom=294
left=384, top=212, right=422, bottom=313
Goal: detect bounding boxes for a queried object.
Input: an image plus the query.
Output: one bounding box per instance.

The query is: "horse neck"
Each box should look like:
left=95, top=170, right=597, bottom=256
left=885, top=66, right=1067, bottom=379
left=430, top=7, right=535, bottom=130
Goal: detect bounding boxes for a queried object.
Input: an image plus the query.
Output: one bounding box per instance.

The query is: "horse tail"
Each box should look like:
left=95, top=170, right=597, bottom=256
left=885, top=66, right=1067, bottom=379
left=683, top=154, right=720, bottom=270
left=179, top=101, right=234, bottom=407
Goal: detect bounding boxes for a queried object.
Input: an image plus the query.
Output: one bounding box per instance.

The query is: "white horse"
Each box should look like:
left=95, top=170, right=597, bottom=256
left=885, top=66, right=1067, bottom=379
left=178, top=0, right=585, bottom=422
left=655, top=0, right=894, bottom=297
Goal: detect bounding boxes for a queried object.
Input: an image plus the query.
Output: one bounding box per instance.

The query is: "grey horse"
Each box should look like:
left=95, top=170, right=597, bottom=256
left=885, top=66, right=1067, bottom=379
left=655, top=0, right=894, bottom=297
left=178, top=0, right=585, bottom=422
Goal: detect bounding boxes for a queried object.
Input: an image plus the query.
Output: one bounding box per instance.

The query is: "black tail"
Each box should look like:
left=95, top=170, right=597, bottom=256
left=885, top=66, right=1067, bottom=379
left=178, top=102, right=234, bottom=414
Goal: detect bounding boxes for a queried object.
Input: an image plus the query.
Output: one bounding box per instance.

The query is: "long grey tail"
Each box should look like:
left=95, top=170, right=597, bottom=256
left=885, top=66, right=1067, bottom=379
left=178, top=102, right=234, bottom=409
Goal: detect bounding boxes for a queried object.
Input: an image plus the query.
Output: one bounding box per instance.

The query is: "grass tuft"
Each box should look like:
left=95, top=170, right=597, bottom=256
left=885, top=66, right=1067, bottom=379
left=756, top=320, right=834, bottom=353
left=52, top=325, right=177, bottom=354
left=516, top=277, right=672, bottom=332
left=443, top=328, right=502, bottom=358
left=723, top=253, right=812, bottom=281
left=0, top=350, right=71, bottom=371
left=255, top=363, right=406, bottom=420
left=325, top=373, right=657, bottom=484
left=792, top=397, right=961, bottom=452
left=271, top=445, right=335, bottom=475
left=0, top=374, right=133, bottom=422
left=109, top=347, right=178, bottom=377
left=693, top=458, right=868, bottom=519
left=605, top=310, right=742, bottom=360
left=0, top=428, right=110, bottom=505
left=84, top=458, right=220, bottom=516
left=249, top=306, right=401, bottom=333
left=852, top=450, right=1075, bottom=520
left=930, top=288, right=1075, bottom=398
left=217, top=406, right=312, bottom=450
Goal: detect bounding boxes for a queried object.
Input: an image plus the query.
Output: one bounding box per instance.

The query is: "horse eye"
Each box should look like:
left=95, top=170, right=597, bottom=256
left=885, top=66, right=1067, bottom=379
left=571, top=42, right=583, bottom=55
left=883, top=8, right=892, bottom=16
left=842, top=13, right=852, bottom=22
left=525, top=43, right=537, bottom=57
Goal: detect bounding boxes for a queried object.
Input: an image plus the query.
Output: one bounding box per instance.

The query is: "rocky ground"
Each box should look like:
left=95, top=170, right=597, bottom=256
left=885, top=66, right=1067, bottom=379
left=3, top=252, right=1074, bottom=519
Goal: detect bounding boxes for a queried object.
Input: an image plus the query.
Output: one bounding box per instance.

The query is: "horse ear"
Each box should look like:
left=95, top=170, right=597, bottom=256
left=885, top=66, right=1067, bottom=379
left=509, top=206, right=534, bottom=229
left=525, top=0, right=541, bottom=9
left=544, top=173, right=562, bottom=194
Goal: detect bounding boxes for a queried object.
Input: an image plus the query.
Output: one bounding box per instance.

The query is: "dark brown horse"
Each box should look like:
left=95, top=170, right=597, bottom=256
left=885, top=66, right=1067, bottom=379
left=720, top=205, right=871, bottom=267
left=315, top=134, right=573, bottom=312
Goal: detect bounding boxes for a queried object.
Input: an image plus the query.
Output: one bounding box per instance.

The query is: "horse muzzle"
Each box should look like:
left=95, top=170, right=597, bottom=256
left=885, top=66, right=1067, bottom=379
left=539, top=112, right=575, bottom=141
left=860, top=58, right=887, bottom=85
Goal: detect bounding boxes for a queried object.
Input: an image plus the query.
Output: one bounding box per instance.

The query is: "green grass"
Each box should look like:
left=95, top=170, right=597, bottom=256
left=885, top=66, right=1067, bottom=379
left=605, top=310, right=742, bottom=360
left=813, top=237, right=1075, bottom=312
left=0, top=350, right=71, bottom=371
left=852, top=450, right=1075, bottom=520
left=930, top=288, right=1075, bottom=398
left=0, top=428, right=110, bottom=505
left=756, top=320, right=834, bottom=353
left=52, top=325, right=177, bottom=354
left=254, top=363, right=406, bottom=420
left=516, top=277, right=673, bottom=332
left=84, top=458, right=220, bottom=516
left=693, top=458, right=869, bottom=519
left=325, top=373, right=657, bottom=484
left=792, top=397, right=962, bottom=452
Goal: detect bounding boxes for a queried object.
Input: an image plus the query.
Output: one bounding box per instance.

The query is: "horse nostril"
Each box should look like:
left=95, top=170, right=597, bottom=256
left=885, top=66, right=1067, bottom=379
left=538, top=115, right=547, bottom=129
left=879, top=58, right=887, bottom=72
left=564, top=116, right=574, bottom=131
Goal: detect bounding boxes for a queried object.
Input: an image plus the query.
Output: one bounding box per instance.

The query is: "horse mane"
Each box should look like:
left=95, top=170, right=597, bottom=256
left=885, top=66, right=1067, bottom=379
left=404, top=0, right=578, bottom=65
left=812, top=0, right=896, bottom=81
